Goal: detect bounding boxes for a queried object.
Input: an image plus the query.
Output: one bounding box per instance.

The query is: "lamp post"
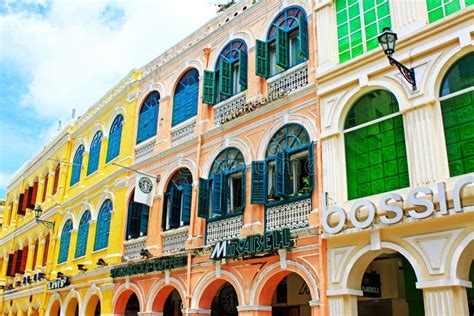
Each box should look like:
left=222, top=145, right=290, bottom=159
left=378, top=27, right=417, bottom=91
left=34, top=205, right=55, bottom=230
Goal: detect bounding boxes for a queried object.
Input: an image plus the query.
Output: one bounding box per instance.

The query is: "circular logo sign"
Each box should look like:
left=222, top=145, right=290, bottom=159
left=138, top=177, right=153, bottom=194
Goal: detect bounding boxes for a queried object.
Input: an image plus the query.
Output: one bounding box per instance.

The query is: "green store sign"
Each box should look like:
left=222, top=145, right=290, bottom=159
left=110, top=256, right=187, bottom=278
left=210, top=228, right=293, bottom=260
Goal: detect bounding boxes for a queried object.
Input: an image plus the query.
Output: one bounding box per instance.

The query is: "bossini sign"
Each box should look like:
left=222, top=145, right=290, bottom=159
left=48, top=276, right=69, bottom=290
left=219, top=90, right=285, bottom=124
left=210, top=228, right=293, bottom=260
left=322, top=175, right=473, bottom=234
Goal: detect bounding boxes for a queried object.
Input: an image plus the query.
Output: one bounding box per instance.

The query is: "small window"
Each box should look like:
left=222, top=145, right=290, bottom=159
left=162, top=168, right=193, bottom=231
left=172, top=69, right=199, bottom=127
left=126, top=192, right=150, bottom=240
left=426, top=0, right=472, bottom=23
left=75, top=211, right=91, bottom=258
left=70, top=145, right=85, bottom=186
left=106, top=115, right=124, bottom=163
left=137, top=91, right=160, bottom=144
left=94, top=199, right=112, bottom=251
left=58, top=220, right=73, bottom=264
left=87, top=131, right=103, bottom=176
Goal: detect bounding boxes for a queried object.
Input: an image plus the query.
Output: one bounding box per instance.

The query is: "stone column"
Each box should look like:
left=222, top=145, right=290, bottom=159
left=183, top=309, right=211, bottom=316
left=315, top=1, right=338, bottom=73
left=34, top=237, right=46, bottom=270
left=36, top=177, right=45, bottom=205
left=45, top=170, right=55, bottom=202
left=422, top=285, right=470, bottom=315
left=3, top=202, right=12, bottom=231
left=327, top=290, right=361, bottom=316
left=9, top=199, right=19, bottom=227
left=57, top=162, right=69, bottom=197
left=237, top=305, right=272, bottom=316
left=0, top=255, right=9, bottom=285
left=25, top=242, right=35, bottom=274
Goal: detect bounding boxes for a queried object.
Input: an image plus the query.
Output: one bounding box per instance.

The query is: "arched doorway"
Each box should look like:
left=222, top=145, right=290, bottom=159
left=125, top=293, right=140, bottom=316
left=356, top=252, right=424, bottom=316
left=468, top=261, right=474, bottom=314
left=163, top=289, right=182, bottom=316
left=271, top=273, right=311, bottom=316
left=210, top=283, right=238, bottom=316
left=65, top=298, right=79, bottom=316
left=85, top=295, right=101, bottom=316
left=49, top=300, right=60, bottom=316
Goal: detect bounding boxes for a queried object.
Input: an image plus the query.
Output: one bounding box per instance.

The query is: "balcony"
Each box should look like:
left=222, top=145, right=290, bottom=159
left=265, top=197, right=312, bottom=231
left=162, top=226, right=189, bottom=253
left=206, top=214, right=243, bottom=245
left=171, top=119, right=196, bottom=146
left=123, top=236, right=146, bottom=260
left=135, top=138, right=156, bottom=159
left=213, top=92, right=246, bottom=125
left=268, top=62, right=309, bottom=96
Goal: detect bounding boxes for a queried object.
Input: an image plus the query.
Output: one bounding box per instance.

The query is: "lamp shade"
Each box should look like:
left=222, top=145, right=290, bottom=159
left=34, top=205, right=42, bottom=218
left=378, top=27, right=397, bottom=55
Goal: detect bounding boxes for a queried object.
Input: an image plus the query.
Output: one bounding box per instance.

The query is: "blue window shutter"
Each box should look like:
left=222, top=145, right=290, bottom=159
left=87, top=132, right=102, bottom=175
left=137, top=99, right=159, bottom=144
left=256, top=40, right=269, bottom=78
left=94, top=200, right=112, bottom=251
left=181, top=183, right=192, bottom=223
left=172, top=70, right=199, bottom=127
left=219, top=59, right=233, bottom=97
left=276, top=28, right=289, bottom=69
left=127, top=199, right=141, bottom=239
left=241, top=167, right=246, bottom=210
left=70, top=145, right=84, bottom=186
left=308, top=142, right=315, bottom=190
left=58, top=220, right=72, bottom=264
left=212, top=173, right=223, bottom=217
left=275, top=151, right=287, bottom=196
left=186, top=81, right=199, bottom=118
left=298, top=15, right=309, bottom=60
left=161, top=192, right=169, bottom=230
left=106, top=115, right=123, bottom=163
left=251, top=161, right=266, bottom=204
left=239, top=50, right=248, bottom=90
left=170, top=188, right=181, bottom=229
left=139, top=204, right=150, bottom=237
left=197, top=178, right=210, bottom=218
left=202, top=71, right=216, bottom=105
left=75, top=211, right=90, bottom=258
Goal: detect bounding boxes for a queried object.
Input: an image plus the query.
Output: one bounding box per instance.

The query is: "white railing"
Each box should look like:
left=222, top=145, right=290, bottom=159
left=213, top=92, right=246, bottom=125
left=162, top=226, right=189, bottom=253
left=123, top=237, right=146, bottom=260
left=135, top=139, right=156, bottom=159
left=268, top=62, right=309, bottom=96
left=265, top=198, right=312, bottom=231
left=171, top=120, right=196, bottom=146
left=206, top=214, right=243, bottom=245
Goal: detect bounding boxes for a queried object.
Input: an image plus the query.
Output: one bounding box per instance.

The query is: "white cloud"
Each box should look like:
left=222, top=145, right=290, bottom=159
left=0, top=0, right=217, bottom=120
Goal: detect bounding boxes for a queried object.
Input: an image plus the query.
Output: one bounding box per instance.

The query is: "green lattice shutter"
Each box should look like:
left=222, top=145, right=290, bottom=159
left=308, top=142, right=315, bottom=190
left=139, top=204, right=150, bottom=236
left=298, top=16, right=309, bottom=60
left=239, top=50, right=248, bottom=90
left=212, top=173, right=223, bottom=217
left=251, top=161, right=266, bottom=204
left=181, top=183, right=192, bottom=223
left=276, top=28, right=289, bottom=69
left=256, top=40, right=269, bottom=78
left=275, top=151, right=288, bottom=196
left=170, top=188, right=181, bottom=229
left=161, top=192, right=168, bottom=230
left=202, top=70, right=216, bottom=105
left=219, top=59, right=232, bottom=97
left=197, top=178, right=209, bottom=218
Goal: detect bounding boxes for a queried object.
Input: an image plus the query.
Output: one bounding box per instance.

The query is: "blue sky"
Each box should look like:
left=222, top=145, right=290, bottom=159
left=0, top=0, right=219, bottom=198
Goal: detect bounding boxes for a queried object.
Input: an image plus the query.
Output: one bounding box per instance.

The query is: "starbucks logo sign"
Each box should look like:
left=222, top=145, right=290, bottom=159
left=138, top=177, right=153, bottom=194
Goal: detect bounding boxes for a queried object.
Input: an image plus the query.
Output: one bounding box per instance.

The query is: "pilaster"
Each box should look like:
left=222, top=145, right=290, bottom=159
left=35, top=237, right=46, bottom=270
left=422, top=285, right=469, bottom=316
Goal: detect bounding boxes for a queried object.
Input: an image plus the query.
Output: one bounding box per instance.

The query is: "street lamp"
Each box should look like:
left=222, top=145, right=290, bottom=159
left=378, top=27, right=416, bottom=91
left=34, top=205, right=55, bottom=230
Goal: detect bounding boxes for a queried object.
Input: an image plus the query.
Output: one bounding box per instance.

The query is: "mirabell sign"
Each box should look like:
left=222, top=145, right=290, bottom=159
left=110, top=256, right=187, bottom=278
left=322, top=175, right=473, bottom=234
left=210, top=228, right=293, bottom=260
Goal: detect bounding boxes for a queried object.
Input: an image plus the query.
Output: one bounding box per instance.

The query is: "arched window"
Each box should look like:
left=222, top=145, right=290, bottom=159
left=256, top=6, right=308, bottom=78
left=172, top=69, right=199, bottom=126
left=94, top=199, right=112, bottom=251
left=344, top=90, right=409, bottom=200
left=126, top=192, right=150, bottom=240
left=137, top=91, right=160, bottom=144
left=52, top=164, right=60, bottom=195
left=202, top=40, right=248, bottom=105
left=75, top=211, right=91, bottom=258
left=162, top=168, right=192, bottom=231
left=440, top=52, right=474, bottom=177
left=251, top=124, right=314, bottom=205
left=197, top=148, right=246, bottom=219
left=335, top=0, right=392, bottom=63
left=58, top=219, right=73, bottom=264
left=87, top=131, right=103, bottom=176
left=106, top=115, right=124, bottom=163
left=70, top=145, right=84, bottom=186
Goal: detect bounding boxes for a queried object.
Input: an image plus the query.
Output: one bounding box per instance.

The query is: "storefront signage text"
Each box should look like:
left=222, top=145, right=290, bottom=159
left=361, top=272, right=381, bottom=298
left=210, top=228, right=293, bottom=260
left=220, top=90, right=285, bottom=124
left=323, top=175, right=473, bottom=234
left=110, top=256, right=187, bottom=278
left=48, top=276, right=69, bottom=290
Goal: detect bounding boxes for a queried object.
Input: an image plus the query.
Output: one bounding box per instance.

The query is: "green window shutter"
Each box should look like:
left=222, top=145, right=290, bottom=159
left=251, top=161, right=266, bottom=204
left=202, top=70, right=216, bottom=105
left=197, top=178, right=209, bottom=218
left=276, top=28, right=289, bottom=69
left=212, top=173, right=223, bottom=217
left=181, top=183, right=192, bottom=223
left=298, top=16, right=309, bottom=60
left=161, top=192, right=169, bottom=230
left=256, top=40, right=269, bottom=78
left=239, top=50, right=248, bottom=90
left=219, top=59, right=233, bottom=97
left=139, top=204, right=150, bottom=236
left=275, top=151, right=288, bottom=196
left=170, top=188, right=181, bottom=229
left=308, top=142, right=315, bottom=190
